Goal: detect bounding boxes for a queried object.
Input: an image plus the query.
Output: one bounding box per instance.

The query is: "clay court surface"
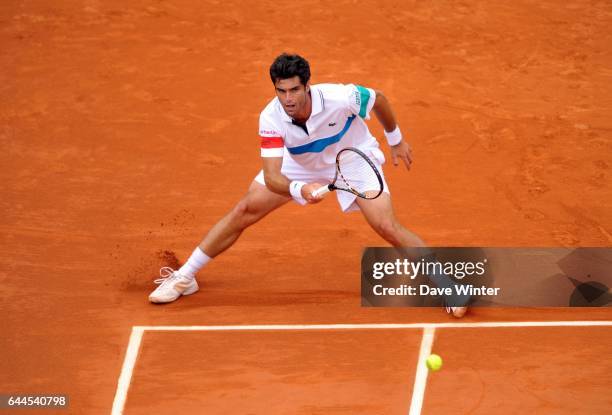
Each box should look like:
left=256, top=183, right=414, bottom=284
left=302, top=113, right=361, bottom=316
left=1, top=0, right=611, bottom=413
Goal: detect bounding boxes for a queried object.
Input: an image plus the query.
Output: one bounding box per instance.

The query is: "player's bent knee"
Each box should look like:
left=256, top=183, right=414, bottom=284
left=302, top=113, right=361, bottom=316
left=231, top=196, right=268, bottom=229
left=230, top=199, right=256, bottom=228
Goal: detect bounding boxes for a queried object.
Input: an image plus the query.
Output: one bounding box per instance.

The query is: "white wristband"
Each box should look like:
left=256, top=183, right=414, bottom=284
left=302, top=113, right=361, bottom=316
left=289, top=180, right=307, bottom=202
left=384, top=125, right=403, bottom=146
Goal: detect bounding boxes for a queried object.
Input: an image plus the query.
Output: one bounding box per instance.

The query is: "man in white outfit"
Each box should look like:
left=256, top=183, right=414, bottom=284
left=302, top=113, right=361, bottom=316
left=149, top=53, right=467, bottom=318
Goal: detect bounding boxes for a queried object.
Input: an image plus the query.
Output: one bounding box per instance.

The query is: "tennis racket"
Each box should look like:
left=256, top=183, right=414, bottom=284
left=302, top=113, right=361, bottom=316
left=312, top=147, right=384, bottom=199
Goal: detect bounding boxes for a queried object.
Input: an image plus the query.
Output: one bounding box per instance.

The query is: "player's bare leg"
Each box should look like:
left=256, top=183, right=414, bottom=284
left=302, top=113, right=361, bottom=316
left=199, top=181, right=291, bottom=257
left=149, top=181, right=290, bottom=303
left=356, top=193, right=468, bottom=317
left=355, top=193, right=425, bottom=248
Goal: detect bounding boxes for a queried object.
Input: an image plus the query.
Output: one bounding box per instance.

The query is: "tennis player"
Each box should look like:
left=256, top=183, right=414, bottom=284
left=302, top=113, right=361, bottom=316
left=149, top=53, right=468, bottom=318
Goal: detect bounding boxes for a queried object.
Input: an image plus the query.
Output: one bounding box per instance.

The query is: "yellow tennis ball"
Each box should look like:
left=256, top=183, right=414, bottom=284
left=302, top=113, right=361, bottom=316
left=426, top=354, right=443, bottom=371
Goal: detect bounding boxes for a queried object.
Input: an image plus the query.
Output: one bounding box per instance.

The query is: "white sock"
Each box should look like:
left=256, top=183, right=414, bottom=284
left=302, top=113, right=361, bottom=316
left=179, top=247, right=211, bottom=278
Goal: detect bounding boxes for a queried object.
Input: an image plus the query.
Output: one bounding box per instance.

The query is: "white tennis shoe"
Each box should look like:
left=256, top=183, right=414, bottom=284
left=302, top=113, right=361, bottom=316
left=149, top=267, right=199, bottom=303
left=446, top=306, right=468, bottom=318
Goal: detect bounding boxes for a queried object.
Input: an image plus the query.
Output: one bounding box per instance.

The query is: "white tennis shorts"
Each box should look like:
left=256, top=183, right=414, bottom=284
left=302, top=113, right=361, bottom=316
left=254, top=146, right=390, bottom=212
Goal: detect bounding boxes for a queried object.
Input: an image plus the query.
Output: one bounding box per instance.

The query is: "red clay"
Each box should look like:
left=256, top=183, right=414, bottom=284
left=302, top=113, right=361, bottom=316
left=427, top=327, right=612, bottom=414
left=1, top=0, right=611, bottom=414
left=127, top=330, right=422, bottom=414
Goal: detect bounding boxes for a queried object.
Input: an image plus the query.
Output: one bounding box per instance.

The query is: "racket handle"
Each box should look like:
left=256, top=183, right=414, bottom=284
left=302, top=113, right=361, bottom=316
left=312, top=184, right=332, bottom=198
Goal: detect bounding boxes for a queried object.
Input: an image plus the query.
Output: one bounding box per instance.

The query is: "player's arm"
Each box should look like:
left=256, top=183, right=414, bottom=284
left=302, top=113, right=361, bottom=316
left=261, top=156, right=290, bottom=195
left=261, top=157, right=322, bottom=203
left=259, top=109, right=322, bottom=202
left=372, top=90, right=413, bottom=170
left=371, top=90, right=398, bottom=133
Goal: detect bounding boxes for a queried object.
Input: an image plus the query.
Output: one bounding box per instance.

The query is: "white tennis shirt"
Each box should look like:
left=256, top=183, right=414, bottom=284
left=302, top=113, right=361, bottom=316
left=258, top=83, right=378, bottom=170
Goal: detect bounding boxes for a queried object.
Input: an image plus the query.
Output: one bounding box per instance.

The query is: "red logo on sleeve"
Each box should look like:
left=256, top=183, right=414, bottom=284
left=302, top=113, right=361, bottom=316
left=260, top=136, right=284, bottom=148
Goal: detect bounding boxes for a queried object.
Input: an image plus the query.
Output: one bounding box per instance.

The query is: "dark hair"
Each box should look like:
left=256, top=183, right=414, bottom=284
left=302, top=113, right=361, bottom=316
left=269, top=53, right=311, bottom=85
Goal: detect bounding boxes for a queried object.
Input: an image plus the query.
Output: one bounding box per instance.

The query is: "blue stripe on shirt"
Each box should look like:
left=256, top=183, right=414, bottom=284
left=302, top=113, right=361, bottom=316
left=287, top=115, right=356, bottom=155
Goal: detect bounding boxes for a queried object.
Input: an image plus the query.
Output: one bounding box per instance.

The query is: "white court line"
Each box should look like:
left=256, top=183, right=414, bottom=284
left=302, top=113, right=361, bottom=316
left=111, top=327, right=144, bottom=415
left=111, top=320, right=612, bottom=414
left=409, top=327, right=435, bottom=415
left=136, top=320, right=612, bottom=331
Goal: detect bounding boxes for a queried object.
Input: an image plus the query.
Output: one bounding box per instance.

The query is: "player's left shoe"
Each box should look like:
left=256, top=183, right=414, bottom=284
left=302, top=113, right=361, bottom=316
left=148, top=267, right=199, bottom=303
left=446, top=306, right=468, bottom=318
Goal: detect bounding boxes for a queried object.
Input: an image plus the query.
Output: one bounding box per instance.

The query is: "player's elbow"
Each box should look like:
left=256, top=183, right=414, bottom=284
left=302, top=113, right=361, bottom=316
left=263, top=171, right=283, bottom=193
left=263, top=173, right=275, bottom=190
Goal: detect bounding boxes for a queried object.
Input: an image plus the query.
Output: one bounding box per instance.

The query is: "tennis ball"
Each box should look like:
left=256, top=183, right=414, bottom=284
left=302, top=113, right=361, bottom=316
left=426, top=354, right=443, bottom=371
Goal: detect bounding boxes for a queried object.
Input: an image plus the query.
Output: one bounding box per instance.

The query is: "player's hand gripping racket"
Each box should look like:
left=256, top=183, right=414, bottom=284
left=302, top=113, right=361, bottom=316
left=312, top=147, right=384, bottom=200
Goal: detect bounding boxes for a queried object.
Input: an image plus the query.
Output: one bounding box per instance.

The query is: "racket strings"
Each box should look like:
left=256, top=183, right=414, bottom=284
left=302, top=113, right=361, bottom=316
left=336, top=149, right=382, bottom=198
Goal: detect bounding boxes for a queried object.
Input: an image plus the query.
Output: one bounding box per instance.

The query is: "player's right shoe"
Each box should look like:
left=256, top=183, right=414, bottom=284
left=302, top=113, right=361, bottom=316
left=148, top=267, right=199, bottom=303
